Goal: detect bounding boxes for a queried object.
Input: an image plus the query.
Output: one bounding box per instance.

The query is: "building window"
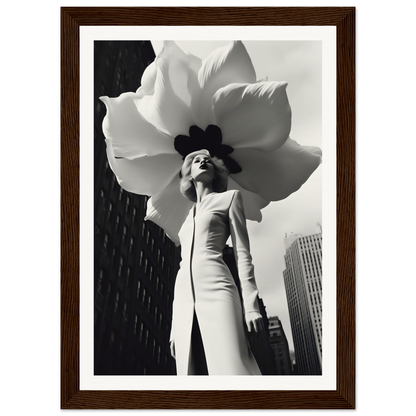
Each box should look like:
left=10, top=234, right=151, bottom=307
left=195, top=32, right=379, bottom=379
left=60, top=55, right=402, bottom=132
left=119, top=188, right=123, bottom=200
left=126, top=196, right=130, bottom=213
left=114, top=291, right=120, bottom=312
left=122, top=301, right=128, bottom=322
left=98, top=270, right=104, bottom=294
left=107, top=202, right=112, bottom=220
left=132, top=207, right=137, bottom=223
left=118, top=257, right=124, bottom=277
left=134, top=315, right=138, bottom=335
left=126, top=267, right=131, bottom=287
left=103, top=234, right=109, bottom=250
left=122, top=225, right=127, bottom=244
left=142, top=222, right=146, bottom=237
left=136, top=280, right=141, bottom=298
left=140, top=322, right=144, bottom=342
left=160, top=283, right=164, bottom=298
left=145, top=329, right=149, bottom=347
left=149, top=266, right=154, bottom=281
left=116, top=215, right=120, bottom=232
left=140, top=250, right=144, bottom=267
left=129, top=237, right=134, bottom=253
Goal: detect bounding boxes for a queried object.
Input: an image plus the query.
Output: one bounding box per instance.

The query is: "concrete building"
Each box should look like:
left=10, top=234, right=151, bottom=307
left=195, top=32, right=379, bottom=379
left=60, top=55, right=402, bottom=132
left=94, top=41, right=179, bottom=375
left=283, top=230, right=322, bottom=375
left=268, top=316, right=293, bottom=375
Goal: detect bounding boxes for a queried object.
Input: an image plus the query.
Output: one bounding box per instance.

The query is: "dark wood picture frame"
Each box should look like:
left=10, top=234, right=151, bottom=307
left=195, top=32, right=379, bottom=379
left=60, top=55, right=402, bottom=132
left=61, top=7, right=355, bottom=409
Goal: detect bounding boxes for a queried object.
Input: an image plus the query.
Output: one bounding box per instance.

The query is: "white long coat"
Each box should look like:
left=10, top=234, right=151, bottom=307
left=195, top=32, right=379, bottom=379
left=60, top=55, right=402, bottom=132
left=170, top=190, right=261, bottom=375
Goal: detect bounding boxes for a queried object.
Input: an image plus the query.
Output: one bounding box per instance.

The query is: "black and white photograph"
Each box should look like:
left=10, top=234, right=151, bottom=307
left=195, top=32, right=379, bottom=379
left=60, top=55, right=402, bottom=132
left=91, top=37, right=328, bottom=382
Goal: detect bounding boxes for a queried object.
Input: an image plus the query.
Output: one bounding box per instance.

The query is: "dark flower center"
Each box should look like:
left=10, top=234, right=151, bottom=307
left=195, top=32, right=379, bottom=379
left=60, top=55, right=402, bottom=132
left=174, top=125, right=242, bottom=174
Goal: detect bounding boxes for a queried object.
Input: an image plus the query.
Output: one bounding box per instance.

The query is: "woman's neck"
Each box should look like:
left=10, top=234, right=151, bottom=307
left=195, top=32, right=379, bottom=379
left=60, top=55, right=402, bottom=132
left=194, top=181, right=214, bottom=204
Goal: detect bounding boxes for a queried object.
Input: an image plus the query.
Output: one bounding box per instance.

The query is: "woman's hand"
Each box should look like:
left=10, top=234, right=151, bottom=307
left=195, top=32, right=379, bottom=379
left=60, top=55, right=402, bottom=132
left=245, top=311, right=264, bottom=333
left=170, top=340, right=176, bottom=359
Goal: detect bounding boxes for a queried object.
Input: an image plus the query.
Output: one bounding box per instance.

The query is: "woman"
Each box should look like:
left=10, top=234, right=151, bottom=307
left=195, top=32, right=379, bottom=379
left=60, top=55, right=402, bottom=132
left=170, top=149, right=264, bottom=375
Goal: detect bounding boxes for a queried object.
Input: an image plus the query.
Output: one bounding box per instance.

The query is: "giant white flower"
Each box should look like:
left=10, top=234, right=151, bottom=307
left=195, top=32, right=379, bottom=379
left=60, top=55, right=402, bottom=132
left=100, top=41, right=322, bottom=245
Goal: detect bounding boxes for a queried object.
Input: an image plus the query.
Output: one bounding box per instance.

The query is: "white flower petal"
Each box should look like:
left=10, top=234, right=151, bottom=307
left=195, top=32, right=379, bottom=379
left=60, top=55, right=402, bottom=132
left=227, top=178, right=270, bottom=222
left=135, top=41, right=197, bottom=137
left=100, top=93, right=175, bottom=159
left=212, top=81, right=292, bottom=152
left=137, top=60, right=157, bottom=96
left=167, top=44, right=201, bottom=107
left=230, top=138, right=322, bottom=201
left=190, top=41, right=256, bottom=130
left=105, top=139, right=183, bottom=196
left=145, top=175, right=193, bottom=246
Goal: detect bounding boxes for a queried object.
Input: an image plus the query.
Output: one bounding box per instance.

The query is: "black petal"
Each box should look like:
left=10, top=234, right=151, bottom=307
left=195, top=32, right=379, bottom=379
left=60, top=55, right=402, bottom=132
left=205, top=125, right=222, bottom=147
left=174, top=124, right=242, bottom=173
left=219, top=144, right=234, bottom=155
left=189, top=125, right=205, bottom=141
left=174, top=135, right=193, bottom=157
left=222, top=155, right=242, bottom=174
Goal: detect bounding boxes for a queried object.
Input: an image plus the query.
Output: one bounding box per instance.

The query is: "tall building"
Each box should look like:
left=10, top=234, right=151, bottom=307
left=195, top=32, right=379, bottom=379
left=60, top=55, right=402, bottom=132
left=283, top=231, right=322, bottom=375
left=268, top=316, right=293, bottom=375
left=94, top=41, right=179, bottom=375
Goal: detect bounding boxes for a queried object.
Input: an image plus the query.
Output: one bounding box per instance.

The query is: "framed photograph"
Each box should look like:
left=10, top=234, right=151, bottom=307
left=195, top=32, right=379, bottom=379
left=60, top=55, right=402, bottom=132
left=61, top=7, right=355, bottom=409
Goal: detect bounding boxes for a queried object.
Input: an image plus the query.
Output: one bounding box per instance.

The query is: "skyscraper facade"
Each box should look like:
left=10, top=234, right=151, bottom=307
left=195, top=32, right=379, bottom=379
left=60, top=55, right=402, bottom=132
left=94, top=41, right=179, bottom=375
left=283, top=231, right=322, bottom=375
left=268, top=316, right=293, bottom=375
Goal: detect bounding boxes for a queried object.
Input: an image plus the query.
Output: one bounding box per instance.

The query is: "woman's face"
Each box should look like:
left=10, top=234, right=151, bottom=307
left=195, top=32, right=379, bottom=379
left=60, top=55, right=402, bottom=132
left=190, top=153, right=215, bottom=183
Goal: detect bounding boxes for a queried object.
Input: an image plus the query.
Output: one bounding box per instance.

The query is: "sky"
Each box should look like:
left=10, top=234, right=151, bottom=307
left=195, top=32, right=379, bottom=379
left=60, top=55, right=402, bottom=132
left=152, top=40, right=323, bottom=351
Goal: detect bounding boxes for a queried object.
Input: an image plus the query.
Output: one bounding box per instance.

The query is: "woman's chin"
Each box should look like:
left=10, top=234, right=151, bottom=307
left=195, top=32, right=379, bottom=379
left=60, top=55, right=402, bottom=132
left=194, top=171, right=213, bottom=182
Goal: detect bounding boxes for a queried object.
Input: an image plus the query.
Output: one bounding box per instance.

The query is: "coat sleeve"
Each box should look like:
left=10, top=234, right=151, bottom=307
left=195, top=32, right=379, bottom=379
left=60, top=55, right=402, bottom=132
left=228, top=190, right=260, bottom=315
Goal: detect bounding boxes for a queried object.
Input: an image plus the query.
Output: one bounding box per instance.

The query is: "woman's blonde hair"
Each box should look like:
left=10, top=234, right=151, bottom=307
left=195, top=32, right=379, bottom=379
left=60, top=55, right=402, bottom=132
left=180, top=149, right=229, bottom=202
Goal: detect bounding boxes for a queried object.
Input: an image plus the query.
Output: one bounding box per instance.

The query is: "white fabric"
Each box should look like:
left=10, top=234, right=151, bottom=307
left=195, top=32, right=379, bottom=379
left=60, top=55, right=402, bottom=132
left=170, top=190, right=261, bottom=375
